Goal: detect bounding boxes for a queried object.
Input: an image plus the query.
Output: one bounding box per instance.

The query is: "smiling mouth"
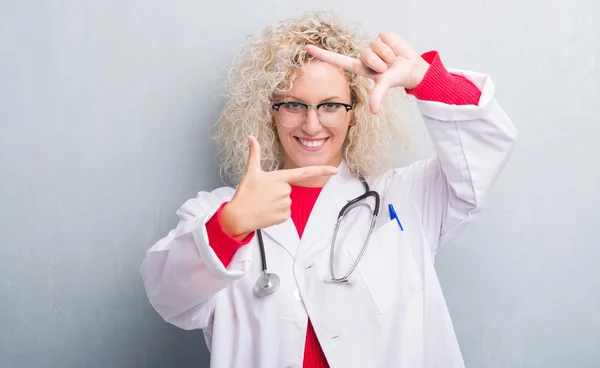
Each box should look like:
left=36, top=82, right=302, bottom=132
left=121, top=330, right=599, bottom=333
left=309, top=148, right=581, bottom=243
left=295, top=137, right=329, bottom=150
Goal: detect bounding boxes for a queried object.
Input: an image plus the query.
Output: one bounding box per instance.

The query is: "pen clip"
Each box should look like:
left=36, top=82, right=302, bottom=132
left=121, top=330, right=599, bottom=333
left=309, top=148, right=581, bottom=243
left=387, top=204, right=404, bottom=231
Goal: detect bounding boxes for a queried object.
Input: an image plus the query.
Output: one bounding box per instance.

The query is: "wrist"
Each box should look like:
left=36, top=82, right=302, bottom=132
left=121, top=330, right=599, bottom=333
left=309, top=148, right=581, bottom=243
left=220, top=202, right=252, bottom=241
left=405, top=56, right=430, bottom=90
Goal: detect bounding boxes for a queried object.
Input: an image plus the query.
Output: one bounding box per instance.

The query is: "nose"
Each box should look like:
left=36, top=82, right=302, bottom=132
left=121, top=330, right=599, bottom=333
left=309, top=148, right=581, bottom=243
left=301, top=108, right=322, bottom=135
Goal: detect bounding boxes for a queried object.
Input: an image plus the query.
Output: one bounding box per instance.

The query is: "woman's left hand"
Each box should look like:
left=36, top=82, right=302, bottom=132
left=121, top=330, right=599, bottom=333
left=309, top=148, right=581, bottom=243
left=306, top=32, right=430, bottom=114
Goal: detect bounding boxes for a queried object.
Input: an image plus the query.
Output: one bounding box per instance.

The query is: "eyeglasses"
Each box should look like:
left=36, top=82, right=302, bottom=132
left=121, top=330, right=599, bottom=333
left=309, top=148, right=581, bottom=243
left=272, top=102, right=353, bottom=128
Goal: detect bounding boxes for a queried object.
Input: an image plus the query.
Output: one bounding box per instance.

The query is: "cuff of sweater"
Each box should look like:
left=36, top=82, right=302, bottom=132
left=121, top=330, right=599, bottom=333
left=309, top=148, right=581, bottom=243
left=406, top=51, right=481, bottom=105
left=205, top=202, right=255, bottom=268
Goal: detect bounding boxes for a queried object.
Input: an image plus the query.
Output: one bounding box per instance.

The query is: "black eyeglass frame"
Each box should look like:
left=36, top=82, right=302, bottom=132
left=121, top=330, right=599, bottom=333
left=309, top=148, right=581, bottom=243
left=271, top=102, right=354, bottom=127
left=271, top=102, right=353, bottom=112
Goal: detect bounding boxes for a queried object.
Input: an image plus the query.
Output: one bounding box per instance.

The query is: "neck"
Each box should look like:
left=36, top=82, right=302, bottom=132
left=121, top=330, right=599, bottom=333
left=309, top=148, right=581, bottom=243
left=289, top=175, right=331, bottom=188
left=283, top=157, right=342, bottom=188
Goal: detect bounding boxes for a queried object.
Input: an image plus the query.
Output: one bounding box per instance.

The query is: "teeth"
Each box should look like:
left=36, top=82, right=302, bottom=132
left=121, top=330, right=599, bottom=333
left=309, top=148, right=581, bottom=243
left=298, top=138, right=326, bottom=148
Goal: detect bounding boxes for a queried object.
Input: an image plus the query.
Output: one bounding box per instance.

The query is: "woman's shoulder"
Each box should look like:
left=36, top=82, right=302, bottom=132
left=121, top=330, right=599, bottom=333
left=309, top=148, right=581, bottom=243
left=367, top=157, right=441, bottom=190
left=195, top=185, right=236, bottom=204
left=175, top=185, right=237, bottom=220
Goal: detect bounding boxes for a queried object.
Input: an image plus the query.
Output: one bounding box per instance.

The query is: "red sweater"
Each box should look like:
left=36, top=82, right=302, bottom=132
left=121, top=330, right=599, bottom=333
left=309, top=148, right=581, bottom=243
left=205, top=51, right=482, bottom=367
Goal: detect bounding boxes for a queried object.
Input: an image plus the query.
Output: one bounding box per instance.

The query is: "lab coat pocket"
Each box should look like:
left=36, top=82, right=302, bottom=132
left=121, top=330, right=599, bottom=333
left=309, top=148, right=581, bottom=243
left=348, top=219, right=424, bottom=314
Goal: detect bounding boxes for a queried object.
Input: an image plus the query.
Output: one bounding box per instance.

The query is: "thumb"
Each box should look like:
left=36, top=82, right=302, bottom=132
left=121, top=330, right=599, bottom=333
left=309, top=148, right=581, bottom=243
left=246, top=135, right=262, bottom=174
left=369, top=79, right=390, bottom=114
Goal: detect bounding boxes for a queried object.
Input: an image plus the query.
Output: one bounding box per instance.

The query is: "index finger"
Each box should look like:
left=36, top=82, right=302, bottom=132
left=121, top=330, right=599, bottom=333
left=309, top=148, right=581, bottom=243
left=270, top=165, right=338, bottom=183
left=378, top=32, right=418, bottom=59
left=306, top=45, right=375, bottom=78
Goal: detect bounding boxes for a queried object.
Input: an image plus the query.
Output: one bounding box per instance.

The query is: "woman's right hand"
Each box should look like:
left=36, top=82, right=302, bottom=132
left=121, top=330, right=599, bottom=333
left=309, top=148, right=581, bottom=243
left=220, top=136, right=338, bottom=241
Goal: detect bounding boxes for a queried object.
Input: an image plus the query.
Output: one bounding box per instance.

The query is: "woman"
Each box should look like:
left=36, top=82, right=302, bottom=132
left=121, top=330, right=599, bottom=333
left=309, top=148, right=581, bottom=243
left=140, top=11, right=517, bottom=368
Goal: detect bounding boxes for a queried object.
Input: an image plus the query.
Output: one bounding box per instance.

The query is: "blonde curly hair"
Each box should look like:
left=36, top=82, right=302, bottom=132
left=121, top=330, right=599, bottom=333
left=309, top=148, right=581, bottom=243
left=214, top=11, right=411, bottom=184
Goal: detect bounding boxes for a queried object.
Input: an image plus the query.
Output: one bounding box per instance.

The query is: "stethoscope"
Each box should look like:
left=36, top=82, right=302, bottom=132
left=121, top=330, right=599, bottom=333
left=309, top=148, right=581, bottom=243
left=253, top=177, right=380, bottom=297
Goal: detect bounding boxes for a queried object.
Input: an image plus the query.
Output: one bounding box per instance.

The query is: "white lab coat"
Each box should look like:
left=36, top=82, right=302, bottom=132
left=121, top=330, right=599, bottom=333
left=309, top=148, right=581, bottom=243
left=140, top=68, right=517, bottom=368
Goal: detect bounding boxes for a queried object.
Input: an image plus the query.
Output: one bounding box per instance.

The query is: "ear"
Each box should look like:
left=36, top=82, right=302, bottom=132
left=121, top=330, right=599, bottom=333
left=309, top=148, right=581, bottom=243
left=348, top=113, right=357, bottom=127
left=271, top=112, right=279, bottom=128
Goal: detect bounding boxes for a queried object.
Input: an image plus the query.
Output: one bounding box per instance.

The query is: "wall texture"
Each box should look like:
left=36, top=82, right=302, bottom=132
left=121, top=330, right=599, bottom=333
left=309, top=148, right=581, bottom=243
left=1, top=0, right=598, bottom=367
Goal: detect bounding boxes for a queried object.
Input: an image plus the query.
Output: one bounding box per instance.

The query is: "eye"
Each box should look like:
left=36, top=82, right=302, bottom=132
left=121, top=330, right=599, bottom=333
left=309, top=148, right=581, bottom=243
left=321, top=103, right=342, bottom=112
left=283, top=102, right=305, bottom=111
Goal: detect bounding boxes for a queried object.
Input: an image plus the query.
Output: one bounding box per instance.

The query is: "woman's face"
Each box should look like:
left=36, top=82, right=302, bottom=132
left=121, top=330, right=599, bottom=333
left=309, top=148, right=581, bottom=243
left=274, top=60, right=353, bottom=171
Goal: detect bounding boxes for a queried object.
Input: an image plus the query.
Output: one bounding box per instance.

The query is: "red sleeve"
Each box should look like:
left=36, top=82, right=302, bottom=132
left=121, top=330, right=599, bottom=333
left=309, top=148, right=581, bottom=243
left=205, top=202, right=254, bottom=268
left=406, top=51, right=482, bottom=106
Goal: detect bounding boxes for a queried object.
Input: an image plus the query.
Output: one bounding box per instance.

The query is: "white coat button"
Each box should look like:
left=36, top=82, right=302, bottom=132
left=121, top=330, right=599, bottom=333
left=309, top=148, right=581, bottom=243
left=293, top=289, right=301, bottom=301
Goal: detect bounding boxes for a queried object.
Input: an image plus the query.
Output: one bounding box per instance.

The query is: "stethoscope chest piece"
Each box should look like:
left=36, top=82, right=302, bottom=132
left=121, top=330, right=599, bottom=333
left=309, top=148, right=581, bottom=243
left=253, top=271, right=280, bottom=297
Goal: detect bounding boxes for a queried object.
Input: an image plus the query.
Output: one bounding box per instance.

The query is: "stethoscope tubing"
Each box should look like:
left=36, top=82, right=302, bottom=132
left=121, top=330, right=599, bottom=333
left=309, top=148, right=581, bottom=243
left=253, top=177, right=379, bottom=297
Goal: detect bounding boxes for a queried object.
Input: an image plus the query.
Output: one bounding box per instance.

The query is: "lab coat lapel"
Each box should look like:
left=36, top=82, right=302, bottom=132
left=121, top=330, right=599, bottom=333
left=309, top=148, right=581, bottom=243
left=261, top=218, right=300, bottom=259
left=299, top=161, right=364, bottom=255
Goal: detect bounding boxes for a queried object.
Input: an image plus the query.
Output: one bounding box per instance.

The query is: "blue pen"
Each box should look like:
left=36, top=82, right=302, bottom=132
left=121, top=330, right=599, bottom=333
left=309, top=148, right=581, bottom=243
left=388, top=204, right=404, bottom=231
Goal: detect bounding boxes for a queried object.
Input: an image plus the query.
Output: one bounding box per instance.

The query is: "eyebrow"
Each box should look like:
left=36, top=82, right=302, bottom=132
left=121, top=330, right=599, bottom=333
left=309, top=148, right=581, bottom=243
left=285, top=95, right=343, bottom=104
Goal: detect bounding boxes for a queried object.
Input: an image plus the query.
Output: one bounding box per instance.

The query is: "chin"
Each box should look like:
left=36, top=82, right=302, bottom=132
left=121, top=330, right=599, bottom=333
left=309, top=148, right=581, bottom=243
left=290, top=155, right=336, bottom=169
